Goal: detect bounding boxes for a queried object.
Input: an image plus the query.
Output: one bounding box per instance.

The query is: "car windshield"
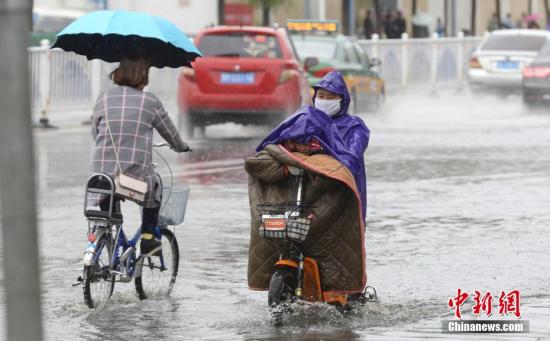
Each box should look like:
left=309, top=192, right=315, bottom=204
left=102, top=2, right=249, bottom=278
left=482, top=35, right=547, bottom=52
left=291, top=38, right=337, bottom=61
left=198, top=33, right=282, bottom=58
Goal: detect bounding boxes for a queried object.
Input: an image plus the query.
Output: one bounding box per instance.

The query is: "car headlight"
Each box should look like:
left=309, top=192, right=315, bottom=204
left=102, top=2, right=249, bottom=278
left=469, top=57, right=482, bottom=69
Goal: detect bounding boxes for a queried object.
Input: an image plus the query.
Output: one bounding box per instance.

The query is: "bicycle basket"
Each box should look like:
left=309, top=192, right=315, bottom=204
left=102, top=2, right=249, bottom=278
left=257, top=202, right=314, bottom=243
left=158, top=182, right=190, bottom=226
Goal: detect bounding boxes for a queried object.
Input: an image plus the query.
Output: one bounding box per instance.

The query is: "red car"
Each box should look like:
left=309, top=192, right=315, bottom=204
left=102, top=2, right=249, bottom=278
left=177, top=26, right=311, bottom=137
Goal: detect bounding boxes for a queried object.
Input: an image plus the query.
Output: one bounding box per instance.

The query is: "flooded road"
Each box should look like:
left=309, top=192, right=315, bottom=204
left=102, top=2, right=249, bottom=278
left=2, top=90, right=550, bottom=340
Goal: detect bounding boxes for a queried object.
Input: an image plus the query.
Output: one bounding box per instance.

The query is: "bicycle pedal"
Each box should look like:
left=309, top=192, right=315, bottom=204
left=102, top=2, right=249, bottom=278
left=72, top=276, right=84, bottom=287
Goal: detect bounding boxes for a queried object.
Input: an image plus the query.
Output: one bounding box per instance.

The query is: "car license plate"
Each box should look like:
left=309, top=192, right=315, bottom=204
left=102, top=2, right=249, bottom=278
left=220, top=72, right=255, bottom=84
left=496, top=60, right=518, bottom=70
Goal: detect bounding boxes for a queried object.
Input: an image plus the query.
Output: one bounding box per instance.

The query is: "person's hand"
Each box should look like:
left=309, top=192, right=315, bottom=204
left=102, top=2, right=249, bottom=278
left=294, top=143, right=310, bottom=153
left=180, top=142, right=192, bottom=152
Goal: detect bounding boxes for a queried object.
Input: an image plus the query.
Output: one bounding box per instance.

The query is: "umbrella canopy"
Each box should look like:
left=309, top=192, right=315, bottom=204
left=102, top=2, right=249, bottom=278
left=51, top=10, right=201, bottom=68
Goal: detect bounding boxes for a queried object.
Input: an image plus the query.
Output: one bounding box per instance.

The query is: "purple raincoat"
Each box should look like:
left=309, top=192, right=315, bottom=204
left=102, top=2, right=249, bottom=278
left=257, top=71, right=370, bottom=219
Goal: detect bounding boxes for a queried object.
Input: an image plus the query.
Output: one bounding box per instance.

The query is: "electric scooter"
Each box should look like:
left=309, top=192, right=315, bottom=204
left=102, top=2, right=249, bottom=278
left=257, top=165, right=377, bottom=325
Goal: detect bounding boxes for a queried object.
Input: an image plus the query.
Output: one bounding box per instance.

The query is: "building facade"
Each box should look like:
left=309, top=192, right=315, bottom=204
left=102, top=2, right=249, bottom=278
left=33, top=0, right=550, bottom=36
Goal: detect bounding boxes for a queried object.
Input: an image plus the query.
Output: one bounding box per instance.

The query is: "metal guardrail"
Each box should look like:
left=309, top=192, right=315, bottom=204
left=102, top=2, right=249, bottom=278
left=29, top=40, right=181, bottom=116
left=358, top=33, right=483, bottom=88
left=29, top=35, right=483, bottom=118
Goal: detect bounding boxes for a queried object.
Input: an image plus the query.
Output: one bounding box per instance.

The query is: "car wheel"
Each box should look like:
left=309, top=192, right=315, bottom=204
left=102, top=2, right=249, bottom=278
left=350, top=88, right=358, bottom=114
left=522, top=97, right=537, bottom=110
left=179, top=112, right=195, bottom=139
left=197, top=124, right=206, bottom=139
left=370, top=93, right=385, bottom=113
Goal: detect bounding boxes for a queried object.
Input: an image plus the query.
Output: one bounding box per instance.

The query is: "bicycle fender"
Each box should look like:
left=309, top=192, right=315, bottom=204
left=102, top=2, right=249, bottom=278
left=83, top=227, right=110, bottom=266
left=275, top=259, right=298, bottom=269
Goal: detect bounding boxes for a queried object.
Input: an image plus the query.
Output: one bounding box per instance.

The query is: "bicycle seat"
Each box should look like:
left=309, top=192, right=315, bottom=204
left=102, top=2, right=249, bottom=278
left=84, top=173, right=123, bottom=224
left=85, top=209, right=123, bottom=224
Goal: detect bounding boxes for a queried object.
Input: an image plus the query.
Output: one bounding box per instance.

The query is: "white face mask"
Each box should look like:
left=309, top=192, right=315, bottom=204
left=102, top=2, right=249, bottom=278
left=314, top=98, right=341, bottom=117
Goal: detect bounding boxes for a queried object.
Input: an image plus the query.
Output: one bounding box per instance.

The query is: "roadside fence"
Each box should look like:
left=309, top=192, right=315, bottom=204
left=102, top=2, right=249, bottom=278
left=29, top=34, right=483, bottom=125
left=358, top=32, right=482, bottom=88
left=29, top=39, right=181, bottom=125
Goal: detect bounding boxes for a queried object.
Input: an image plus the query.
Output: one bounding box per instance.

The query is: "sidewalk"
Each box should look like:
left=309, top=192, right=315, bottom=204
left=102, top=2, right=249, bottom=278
left=32, top=101, right=180, bottom=131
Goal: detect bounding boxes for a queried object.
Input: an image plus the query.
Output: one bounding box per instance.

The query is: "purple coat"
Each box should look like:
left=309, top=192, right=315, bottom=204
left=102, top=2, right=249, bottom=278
left=257, top=71, right=370, bottom=219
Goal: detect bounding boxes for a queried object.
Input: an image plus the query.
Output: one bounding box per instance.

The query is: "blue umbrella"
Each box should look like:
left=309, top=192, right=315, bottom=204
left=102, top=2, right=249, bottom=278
left=51, top=10, right=201, bottom=68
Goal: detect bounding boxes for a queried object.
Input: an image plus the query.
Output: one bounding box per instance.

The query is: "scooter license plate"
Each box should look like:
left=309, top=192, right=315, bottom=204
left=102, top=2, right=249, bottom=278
left=262, top=216, right=287, bottom=230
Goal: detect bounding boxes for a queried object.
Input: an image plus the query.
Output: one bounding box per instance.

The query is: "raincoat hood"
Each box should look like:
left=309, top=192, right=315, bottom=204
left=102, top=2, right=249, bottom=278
left=313, top=70, right=351, bottom=118
left=257, top=71, right=370, bottom=219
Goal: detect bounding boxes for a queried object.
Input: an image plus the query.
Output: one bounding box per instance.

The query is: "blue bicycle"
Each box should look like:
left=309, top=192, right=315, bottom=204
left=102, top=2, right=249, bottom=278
left=78, top=143, right=188, bottom=308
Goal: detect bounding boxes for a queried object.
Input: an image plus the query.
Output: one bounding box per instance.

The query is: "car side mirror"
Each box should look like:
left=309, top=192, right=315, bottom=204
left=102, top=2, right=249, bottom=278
left=369, top=58, right=381, bottom=68
left=304, top=56, right=319, bottom=71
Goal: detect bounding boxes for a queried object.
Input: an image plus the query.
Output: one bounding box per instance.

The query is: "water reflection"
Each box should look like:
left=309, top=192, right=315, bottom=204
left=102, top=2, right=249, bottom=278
left=20, top=91, right=550, bottom=339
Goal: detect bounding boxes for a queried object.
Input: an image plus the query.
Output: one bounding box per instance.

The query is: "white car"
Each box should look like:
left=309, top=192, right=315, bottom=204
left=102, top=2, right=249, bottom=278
left=468, top=29, right=549, bottom=90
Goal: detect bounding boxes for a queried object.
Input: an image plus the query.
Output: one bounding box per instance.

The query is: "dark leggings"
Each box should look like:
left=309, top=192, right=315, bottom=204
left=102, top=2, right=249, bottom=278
left=99, top=198, right=160, bottom=234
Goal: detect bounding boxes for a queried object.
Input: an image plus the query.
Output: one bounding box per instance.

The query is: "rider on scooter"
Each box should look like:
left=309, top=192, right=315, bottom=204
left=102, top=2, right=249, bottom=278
left=257, top=70, right=370, bottom=220
left=248, top=71, right=371, bottom=304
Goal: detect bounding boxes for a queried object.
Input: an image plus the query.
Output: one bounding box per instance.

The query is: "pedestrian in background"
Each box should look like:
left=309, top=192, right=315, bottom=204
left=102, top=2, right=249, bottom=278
left=517, top=13, right=527, bottom=28
left=395, top=10, right=406, bottom=37
left=528, top=19, right=540, bottom=29
left=501, top=13, right=515, bottom=29
left=487, top=12, right=499, bottom=31
left=384, top=11, right=400, bottom=39
left=436, top=17, right=445, bottom=37
left=363, top=9, right=375, bottom=39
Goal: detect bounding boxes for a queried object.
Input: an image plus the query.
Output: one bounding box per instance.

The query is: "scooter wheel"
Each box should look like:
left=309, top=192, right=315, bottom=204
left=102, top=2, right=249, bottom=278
left=268, top=268, right=296, bottom=326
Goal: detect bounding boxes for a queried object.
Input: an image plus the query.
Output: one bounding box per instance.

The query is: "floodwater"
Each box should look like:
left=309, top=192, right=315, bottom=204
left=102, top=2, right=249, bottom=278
left=2, top=90, right=550, bottom=340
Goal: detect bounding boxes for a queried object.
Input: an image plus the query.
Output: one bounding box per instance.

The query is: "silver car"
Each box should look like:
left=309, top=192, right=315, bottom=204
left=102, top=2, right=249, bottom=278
left=468, top=29, right=549, bottom=90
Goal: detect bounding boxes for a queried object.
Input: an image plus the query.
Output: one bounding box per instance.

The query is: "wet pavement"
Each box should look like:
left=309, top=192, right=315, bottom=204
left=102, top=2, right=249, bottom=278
left=2, top=90, right=550, bottom=340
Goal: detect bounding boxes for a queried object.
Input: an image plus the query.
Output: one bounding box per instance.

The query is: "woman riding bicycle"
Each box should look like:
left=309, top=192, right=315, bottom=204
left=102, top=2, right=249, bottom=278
left=90, top=57, right=190, bottom=256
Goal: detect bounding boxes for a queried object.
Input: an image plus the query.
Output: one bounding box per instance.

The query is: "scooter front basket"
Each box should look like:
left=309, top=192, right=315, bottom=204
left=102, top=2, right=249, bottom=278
left=257, top=202, right=314, bottom=243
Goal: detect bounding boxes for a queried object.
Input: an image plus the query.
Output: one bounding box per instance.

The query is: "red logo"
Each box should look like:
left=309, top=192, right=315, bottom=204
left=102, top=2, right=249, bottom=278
left=263, top=218, right=286, bottom=230
left=448, top=288, right=469, bottom=319
left=448, top=289, right=522, bottom=319
left=472, top=290, right=493, bottom=316
left=498, top=290, right=521, bottom=318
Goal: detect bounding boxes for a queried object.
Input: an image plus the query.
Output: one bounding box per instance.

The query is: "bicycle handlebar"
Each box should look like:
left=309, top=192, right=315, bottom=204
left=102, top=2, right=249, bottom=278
left=153, top=142, right=170, bottom=148
left=153, top=142, right=192, bottom=152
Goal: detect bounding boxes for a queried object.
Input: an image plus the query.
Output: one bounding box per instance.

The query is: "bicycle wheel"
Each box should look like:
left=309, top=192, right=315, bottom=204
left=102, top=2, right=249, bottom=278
left=268, top=267, right=296, bottom=326
left=83, top=235, right=114, bottom=308
left=135, top=228, right=179, bottom=300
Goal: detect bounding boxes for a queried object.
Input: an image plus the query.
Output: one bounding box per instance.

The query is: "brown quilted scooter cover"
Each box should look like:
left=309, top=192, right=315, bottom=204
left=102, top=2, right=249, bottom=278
left=246, top=144, right=366, bottom=294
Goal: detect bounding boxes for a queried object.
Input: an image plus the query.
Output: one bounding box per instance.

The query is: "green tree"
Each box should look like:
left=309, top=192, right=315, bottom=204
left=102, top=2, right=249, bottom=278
left=247, top=0, right=288, bottom=26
